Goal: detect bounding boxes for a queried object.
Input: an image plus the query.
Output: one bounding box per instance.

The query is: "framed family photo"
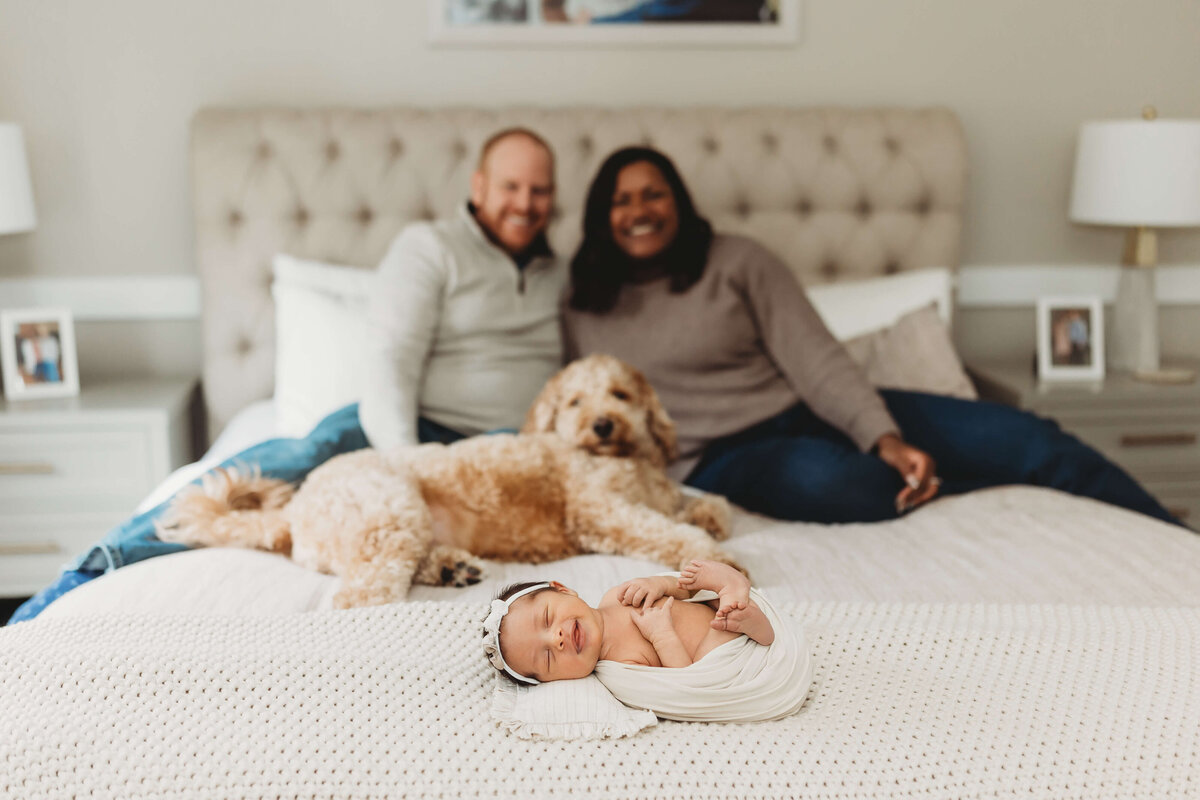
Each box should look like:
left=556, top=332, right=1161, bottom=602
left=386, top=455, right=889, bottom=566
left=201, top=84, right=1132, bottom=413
left=0, top=308, right=80, bottom=400
left=1036, top=296, right=1105, bottom=382
left=429, top=0, right=801, bottom=46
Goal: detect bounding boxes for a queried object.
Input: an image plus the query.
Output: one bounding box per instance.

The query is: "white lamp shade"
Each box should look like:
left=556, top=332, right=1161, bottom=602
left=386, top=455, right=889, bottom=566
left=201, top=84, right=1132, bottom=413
left=1069, top=119, right=1200, bottom=227
left=0, top=123, right=37, bottom=235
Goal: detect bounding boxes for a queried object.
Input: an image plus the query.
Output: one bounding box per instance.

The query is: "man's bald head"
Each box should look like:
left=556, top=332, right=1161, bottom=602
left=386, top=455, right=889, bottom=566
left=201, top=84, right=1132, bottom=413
left=476, top=128, right=556, bottom=174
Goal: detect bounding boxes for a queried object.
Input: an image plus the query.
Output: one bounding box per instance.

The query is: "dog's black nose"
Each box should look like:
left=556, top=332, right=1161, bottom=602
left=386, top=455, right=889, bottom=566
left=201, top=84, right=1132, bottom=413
left=592, top=418, right=614, bottom=439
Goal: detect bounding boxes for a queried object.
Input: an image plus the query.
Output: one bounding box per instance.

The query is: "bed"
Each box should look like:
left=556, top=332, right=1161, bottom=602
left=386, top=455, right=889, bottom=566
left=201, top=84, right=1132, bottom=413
left=3, top=107, right=1199, bottom=799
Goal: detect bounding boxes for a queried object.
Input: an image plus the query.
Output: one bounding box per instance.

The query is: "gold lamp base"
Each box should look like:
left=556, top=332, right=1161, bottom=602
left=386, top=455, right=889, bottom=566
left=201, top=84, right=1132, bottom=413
left=1134, top=367, right=1197, bottom=384
left=1122, top=226, right=1157, bottom=267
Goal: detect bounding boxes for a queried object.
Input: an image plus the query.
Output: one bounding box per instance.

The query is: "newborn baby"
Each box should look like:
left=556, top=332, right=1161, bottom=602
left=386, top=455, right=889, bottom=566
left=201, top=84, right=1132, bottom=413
left=482, top=560, right=774, bottom=685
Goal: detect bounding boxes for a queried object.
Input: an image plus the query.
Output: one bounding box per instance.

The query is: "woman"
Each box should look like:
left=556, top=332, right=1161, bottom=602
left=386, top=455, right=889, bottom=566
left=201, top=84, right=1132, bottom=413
left=563, top=146, right=1180, bottom=526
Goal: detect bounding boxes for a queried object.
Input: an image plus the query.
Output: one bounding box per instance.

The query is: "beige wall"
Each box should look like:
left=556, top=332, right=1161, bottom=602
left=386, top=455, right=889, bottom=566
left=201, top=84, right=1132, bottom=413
left=1, top=0, right=1199, bottom=280
left=1, top=0, right=1199, bottom=377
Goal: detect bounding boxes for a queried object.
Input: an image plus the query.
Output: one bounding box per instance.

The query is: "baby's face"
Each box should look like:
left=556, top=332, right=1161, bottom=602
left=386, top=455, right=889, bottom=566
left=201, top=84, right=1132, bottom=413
left=500, top=583, right=604, bottom=682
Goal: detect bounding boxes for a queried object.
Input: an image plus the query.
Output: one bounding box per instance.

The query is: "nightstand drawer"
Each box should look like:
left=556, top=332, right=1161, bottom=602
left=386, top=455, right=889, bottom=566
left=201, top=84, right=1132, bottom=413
left=0, top=426, right=155, bottom=513
left=1064, top=419, right=1200, bottom=480
left=0, top=511, right=129, bottom=597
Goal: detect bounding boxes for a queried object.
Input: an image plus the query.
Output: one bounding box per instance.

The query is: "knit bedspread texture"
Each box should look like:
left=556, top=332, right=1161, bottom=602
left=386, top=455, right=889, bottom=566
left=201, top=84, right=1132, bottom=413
left=2, top=601, right=1197, bottom=799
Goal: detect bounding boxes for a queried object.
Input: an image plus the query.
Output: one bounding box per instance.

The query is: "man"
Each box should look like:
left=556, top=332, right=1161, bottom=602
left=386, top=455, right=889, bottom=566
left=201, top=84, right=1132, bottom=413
left=361, top=128, right=565, bottom=449
left=8, top=128, right=566, bottom=625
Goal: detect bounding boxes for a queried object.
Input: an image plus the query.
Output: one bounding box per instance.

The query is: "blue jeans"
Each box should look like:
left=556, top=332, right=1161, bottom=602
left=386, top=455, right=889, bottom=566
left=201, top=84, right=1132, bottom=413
left=7, top=406, right=467, bottom=625
left=686, top=390, right=1182, bottom=527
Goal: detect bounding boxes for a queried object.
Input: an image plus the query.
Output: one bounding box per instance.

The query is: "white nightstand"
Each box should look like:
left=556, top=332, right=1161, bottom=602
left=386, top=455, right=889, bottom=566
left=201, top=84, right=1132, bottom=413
left=968, top=361, right=1200, bottom=526
left=0, top=378, right=197, bottom=597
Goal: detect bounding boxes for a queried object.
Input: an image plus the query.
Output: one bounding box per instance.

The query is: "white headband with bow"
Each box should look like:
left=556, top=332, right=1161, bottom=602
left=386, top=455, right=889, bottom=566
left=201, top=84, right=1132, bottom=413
left=482, top=582, right=551, bottom=686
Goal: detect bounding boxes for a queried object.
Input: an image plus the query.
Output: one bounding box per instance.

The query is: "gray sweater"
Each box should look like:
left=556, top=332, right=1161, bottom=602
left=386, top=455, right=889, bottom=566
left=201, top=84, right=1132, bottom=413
left=361, top=204, right=566, bottom=449
left=563, top=234, right=899, bottom=479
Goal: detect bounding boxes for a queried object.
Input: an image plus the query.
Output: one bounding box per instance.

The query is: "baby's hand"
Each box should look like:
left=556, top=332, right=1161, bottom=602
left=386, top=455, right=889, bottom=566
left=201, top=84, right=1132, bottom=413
left=617, top=576, right=674, bottom=608
left=631, top=597, right=676, bottom=642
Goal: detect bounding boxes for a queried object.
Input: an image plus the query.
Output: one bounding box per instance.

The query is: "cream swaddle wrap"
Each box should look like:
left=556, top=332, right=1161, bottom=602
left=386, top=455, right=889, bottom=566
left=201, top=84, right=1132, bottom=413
left=593, top=583, right=814, bottom=723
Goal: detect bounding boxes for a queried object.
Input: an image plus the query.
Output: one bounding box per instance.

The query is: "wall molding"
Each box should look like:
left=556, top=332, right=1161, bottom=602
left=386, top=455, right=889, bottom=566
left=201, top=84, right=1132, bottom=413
left=957, top=264, right=1200, bottom=307
left=0, top=276, right=200, bottom=321
left=3, top=264, right=1199, bottom=321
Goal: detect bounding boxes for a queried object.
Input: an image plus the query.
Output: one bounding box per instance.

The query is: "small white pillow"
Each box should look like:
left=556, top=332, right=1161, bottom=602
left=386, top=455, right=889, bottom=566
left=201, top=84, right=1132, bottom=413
left=842, top=304, right=977, bottom=401
left=272, top=254, right=377, bottom=437
left=491, top=674, right=657, bottom=740
left=806, top=267, right=954, bottom=340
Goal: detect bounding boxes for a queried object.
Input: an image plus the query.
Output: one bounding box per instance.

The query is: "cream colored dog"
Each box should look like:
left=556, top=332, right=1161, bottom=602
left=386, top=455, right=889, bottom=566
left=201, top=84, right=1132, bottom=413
left=158, top=355, right=736, bottom=608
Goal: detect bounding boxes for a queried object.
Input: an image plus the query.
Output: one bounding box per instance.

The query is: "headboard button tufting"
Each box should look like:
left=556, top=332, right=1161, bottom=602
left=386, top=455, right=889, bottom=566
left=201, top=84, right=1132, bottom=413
left=358, top=207, right=374, bottom=225
left=916, top=196, right=933, bottom=215
left=235, top=337, right=253, bottom=356
left=762, top=133, right=778, bottom=153
left=257, top=142, right=272, bottom=159
left=294, top=207, right=309, bottom=226
left=856, top=199, right=873, bottom=218
left=734, top=199, right=751, bottom=218
left=821, top=261, right=839, bottom=278
left=390, top=139, right=404, bottom=158
left=795, top=198, right=813, bottom=217
left=884, top=260, right=901, bottom=275
left=884, top=137, right=900, bottom=155
left=702, top=137, right=719, bottom=154
left=228, top=210, right=243, bottom=227
left=326, top=141, right=340, bottom=160
left=452, top=141, right=468, bottom=159
left=823, top=135, right=838, bottom=154
left=579, top=136, right=593, bottom=155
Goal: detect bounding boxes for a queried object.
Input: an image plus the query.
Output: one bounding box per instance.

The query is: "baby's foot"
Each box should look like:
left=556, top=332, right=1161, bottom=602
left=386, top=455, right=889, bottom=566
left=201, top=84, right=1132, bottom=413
left=679, top=559, right=750, bottom=617
left=680, top=559, right=774, bottom=646
left=711, top=604, right=775, bottom=646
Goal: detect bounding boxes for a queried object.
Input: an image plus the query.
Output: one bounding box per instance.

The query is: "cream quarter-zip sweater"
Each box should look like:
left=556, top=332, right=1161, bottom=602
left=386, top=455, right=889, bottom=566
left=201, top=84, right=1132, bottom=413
left=563, top=234, right=899, bottom=480
left=361, top=204, right=566, bottom=449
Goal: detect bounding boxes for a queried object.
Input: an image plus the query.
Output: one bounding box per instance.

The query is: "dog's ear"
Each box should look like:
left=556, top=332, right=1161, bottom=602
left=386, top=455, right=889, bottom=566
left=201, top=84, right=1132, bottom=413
left=632, top=368, right=678, bottom=467
left=522, top=368, right=565, bottom=433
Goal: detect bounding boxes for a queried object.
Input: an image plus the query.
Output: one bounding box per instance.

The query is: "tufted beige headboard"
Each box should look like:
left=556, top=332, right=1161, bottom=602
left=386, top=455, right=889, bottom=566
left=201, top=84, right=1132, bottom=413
left=192, top=107, right=966, bottom=440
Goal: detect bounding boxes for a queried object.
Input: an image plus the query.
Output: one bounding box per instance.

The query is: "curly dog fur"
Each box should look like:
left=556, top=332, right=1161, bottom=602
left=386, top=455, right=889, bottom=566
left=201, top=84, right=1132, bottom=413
left=158, top=355, right=736, bottom=608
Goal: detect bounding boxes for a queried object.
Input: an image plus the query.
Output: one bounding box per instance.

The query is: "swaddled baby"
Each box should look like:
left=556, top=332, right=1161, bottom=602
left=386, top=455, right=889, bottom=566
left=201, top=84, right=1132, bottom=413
left=482, top=560, right=773, bottom=684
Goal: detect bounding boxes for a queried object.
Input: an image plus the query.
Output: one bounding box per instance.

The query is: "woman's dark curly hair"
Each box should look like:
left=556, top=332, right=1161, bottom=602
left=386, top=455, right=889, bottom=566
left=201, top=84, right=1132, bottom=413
left=569, top=146, right=714, bottom=314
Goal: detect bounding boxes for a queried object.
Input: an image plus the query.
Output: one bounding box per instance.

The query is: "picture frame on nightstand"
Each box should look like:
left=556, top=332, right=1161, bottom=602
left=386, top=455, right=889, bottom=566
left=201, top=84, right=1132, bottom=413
left=1035, top=296, right=1105, bottom=382
left=0, top=307, right=80, bottom=400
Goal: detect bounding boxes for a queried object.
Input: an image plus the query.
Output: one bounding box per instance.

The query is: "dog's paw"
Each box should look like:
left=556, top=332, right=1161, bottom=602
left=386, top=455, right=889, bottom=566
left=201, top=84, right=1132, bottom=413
left=415, top=545, right=487, bottom=587
left=439, top=560, right=485, bottom=588
left=683, top=495, right=733, bottom=541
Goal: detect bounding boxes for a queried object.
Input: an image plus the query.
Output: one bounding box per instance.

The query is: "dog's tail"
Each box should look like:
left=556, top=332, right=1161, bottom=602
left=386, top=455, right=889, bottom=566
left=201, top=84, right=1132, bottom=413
left=156, top=466, right=295, bottom=554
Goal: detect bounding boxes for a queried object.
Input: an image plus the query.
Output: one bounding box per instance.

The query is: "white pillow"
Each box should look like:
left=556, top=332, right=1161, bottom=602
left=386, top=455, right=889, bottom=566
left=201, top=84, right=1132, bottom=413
left=806, top=267, right=954, bottom=341
left=272, top=254, right=377, bottom=437
left=491, top=674, right=657, bottom=740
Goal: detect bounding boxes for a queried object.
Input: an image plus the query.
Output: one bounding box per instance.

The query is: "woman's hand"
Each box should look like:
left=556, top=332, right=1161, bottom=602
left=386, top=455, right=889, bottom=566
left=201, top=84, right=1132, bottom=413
left=874, top=433, right=940, bottom=513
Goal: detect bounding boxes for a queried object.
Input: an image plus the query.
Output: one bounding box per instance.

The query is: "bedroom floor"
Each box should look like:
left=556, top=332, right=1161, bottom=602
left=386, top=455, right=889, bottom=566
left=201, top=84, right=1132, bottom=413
left=1, top=597, right=28, bottom=625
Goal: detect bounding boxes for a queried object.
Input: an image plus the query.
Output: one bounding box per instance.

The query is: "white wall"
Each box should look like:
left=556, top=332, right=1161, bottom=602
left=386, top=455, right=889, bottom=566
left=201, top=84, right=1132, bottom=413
left=1, top=0, right=1198, bottom=371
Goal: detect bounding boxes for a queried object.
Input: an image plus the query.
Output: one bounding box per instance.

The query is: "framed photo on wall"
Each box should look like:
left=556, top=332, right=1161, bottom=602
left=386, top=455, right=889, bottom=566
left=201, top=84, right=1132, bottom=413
left=429, top=0, right=801, bottom=46
left=1036, top=296, right=1105, bottom=382
left=0, top=307, right=80, bottom=400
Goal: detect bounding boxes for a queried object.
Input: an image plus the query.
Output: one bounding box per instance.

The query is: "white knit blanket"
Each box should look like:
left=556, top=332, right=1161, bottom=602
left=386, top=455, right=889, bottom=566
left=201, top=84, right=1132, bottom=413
left=3, top=601, right=1198, bottom=799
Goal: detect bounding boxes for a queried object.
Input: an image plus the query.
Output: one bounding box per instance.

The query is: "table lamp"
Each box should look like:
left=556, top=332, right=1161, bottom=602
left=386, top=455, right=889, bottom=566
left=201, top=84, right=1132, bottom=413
left=1069, top=107, right=1200, bottom=382
left=0, top=123, right=37, bottom=237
